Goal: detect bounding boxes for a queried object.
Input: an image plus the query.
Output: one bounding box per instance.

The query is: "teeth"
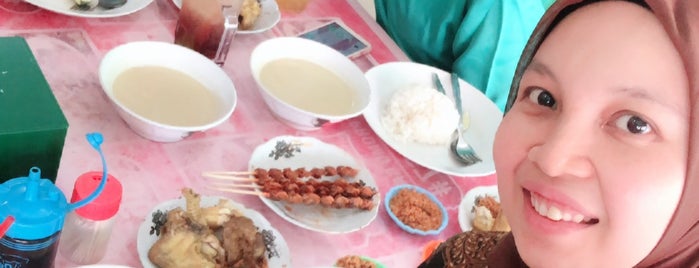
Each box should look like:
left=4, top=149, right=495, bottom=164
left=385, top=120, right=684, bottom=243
left=547, top=206, right=562, bottom=221
left=562, top=213, right=572, bottom=221
left=530, top=193, right=593, bottom=224
left=537, top=201, right=548, bottom=215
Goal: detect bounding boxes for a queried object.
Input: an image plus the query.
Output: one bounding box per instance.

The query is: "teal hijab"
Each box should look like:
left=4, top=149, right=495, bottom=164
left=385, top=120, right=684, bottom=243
left=375, top=0, right=553, bottom=111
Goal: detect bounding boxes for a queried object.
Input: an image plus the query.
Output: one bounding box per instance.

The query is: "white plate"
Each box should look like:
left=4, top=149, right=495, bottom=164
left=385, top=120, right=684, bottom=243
left=458, top=185, right=499, bottom=232
left=249, top=135, right=381, bottom=234
left=363, top=62, right=503, bottom=177
left=25, top=0, right=153, bottom=18
left=136, top=196, right=292, bottom=268
left=171, top=0, right=280, bottom=34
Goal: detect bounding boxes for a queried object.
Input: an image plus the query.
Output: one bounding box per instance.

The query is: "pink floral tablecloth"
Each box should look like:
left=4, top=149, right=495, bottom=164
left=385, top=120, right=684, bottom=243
left=0, top=0, right=497, bottom=267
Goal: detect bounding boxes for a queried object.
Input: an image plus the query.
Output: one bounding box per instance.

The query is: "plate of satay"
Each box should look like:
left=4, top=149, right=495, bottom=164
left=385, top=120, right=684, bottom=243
left=204, top=135, right=380, bottom=234
left=136, top=188, right=291, bottom=268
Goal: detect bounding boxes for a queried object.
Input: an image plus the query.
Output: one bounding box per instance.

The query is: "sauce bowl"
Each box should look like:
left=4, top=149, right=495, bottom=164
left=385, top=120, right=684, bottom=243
left=249, top=37, right=370, bottom=130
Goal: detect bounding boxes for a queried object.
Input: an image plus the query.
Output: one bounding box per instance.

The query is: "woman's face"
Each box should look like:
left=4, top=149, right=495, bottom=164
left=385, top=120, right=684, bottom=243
left=494, top=2, right=689, bottom=267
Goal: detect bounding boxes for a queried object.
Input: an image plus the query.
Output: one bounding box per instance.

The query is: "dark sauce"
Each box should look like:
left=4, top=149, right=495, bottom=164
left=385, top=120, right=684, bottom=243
left=0, top=232, right=61, bottom=268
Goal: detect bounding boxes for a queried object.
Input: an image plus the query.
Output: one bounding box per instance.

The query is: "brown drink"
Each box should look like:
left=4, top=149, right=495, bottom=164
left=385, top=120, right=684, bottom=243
left=174, top=0, right=239, bottom=65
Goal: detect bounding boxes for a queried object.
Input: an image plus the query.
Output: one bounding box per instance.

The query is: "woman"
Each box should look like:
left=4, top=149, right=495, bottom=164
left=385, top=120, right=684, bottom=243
left=374, top=0, right=554, bottom=111
left=420, top=0, right=699, bottom=267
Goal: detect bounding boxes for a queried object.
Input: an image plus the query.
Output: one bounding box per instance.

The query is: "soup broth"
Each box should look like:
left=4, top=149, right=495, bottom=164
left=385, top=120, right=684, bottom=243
left=112, top=66, right=223, bottom=127
left=259, top=58, right=358, bottom=115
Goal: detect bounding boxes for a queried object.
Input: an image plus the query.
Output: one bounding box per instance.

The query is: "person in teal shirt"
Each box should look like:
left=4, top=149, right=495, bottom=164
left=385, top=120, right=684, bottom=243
left=375, top=0, right=554, bottom=111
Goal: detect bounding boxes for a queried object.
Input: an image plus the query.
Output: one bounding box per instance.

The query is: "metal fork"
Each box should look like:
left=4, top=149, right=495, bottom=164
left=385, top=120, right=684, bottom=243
left=435, top=72, right=481, bottom=166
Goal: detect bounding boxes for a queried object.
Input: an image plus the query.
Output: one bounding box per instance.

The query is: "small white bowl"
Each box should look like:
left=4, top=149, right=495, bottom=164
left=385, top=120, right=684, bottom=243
left=249, top=37, right=371, bottom=130
left=99, top=41, right=237, bottom=142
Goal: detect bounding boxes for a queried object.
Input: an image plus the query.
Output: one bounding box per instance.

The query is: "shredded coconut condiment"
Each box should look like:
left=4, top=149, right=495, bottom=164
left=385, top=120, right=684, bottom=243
left=389, top=188, right=443, bottom=231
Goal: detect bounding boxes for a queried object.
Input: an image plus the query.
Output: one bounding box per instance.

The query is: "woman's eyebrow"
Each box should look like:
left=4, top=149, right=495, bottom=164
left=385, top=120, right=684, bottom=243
left=527, top=60, right=560, bottom=85
left=615, top=87, right=686, bottom=116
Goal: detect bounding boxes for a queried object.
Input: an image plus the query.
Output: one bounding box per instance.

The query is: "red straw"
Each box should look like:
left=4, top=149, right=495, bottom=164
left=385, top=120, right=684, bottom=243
left=0, top=216, right=14, bottom=238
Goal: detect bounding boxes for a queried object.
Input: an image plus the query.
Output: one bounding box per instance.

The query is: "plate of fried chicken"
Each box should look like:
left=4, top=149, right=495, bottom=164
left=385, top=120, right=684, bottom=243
left=136, top=188, right=291, bottom=268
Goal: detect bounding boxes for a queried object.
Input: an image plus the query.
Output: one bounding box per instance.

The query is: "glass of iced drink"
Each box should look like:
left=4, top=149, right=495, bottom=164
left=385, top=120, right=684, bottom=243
left=174, top=0, right=240, bottom=65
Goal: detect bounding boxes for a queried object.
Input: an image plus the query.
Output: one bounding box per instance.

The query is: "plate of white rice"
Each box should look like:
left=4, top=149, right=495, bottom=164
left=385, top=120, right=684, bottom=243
left=363, top=62, right=502, bottom=177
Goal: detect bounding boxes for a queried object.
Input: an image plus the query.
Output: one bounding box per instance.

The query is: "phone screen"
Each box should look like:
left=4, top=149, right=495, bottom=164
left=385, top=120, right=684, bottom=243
left=299, top=22, right=369, bottom=57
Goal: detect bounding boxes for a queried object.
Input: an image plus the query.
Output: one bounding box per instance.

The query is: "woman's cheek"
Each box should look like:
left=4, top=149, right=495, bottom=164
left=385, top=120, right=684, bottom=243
left=493, top=113, right=530, bottom=174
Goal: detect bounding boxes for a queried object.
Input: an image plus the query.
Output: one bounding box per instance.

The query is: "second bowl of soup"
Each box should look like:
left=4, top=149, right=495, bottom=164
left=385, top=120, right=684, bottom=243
left=250, top=37, right=371, bottom=130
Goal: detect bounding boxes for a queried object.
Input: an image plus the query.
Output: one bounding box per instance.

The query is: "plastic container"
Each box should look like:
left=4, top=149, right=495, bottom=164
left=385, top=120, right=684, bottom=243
left=0, top=133, right=110, bottom=268
left=0, top=167, right=69, bottom=268
left=59, top=171, right=122, bottom=265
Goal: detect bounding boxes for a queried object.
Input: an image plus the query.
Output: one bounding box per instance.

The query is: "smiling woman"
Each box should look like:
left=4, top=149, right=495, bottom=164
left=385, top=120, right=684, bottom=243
left=420, top=0, right=699, bottom=267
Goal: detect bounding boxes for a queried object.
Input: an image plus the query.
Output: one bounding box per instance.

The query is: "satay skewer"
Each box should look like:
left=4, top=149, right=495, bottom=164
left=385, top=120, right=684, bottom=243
left=210, top=187, right=267, bottom=197
left=201, top=171, right=256, bottom=182
left=208, top=180, right=377, bottom=210
left=206, top=166, right=360, bottom=180
left=209, top=182, right=257, bottom=188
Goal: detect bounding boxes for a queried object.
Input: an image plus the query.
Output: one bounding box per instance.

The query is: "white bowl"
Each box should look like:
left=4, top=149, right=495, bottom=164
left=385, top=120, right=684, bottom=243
left=99, top=41, right=237, bottom=142
left=249, top=37, right=371, bottom=130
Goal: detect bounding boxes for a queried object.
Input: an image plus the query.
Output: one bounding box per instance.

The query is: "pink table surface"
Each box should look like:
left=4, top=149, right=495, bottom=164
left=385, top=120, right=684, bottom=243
left=0, top=0, right=497, bottom=267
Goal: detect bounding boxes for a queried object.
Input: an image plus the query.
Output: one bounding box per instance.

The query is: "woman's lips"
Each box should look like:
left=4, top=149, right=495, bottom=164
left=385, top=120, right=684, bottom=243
left=529, top=191, right=599, bottom=224
left=523, top=189, right=600, bottom=231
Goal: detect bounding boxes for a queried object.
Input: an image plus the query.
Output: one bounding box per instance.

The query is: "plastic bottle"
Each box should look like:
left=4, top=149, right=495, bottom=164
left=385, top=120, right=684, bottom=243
left=59, top=171, right=122, bottom=265
left=0, top=167, right=68, bottom=268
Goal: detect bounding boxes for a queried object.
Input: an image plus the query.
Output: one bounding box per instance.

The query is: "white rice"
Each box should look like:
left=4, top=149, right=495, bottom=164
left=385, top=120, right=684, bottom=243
left=381, top=85, right=459, bottom=145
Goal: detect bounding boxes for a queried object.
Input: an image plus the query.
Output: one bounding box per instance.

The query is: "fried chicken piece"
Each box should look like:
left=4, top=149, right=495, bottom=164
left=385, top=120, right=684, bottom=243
left=475, top=195, right=501, bottom=218
left=221, top=215, right=268, bottom=268
left=239, top=0, right=261, bottom=30
left=182, top=188, right=242, bottom=228
left=148, top=208, right=225, bottom=268
left=472, top=206, right=494, bottom=232
left=335, top=255, right=376, bottom=268
left=471, top=195, right=510, bottom=232
left=149, top=188, right=270, bottom=268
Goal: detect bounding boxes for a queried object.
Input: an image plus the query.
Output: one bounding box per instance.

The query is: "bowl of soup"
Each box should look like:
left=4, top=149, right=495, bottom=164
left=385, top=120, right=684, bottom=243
left=250, top=37, right=371, bottom=130
left=99, top=41, right=237, bottom=142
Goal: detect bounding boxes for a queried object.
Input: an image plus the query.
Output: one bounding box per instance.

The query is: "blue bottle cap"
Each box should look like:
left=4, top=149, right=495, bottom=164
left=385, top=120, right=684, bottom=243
left=0, top=167, right=68, bottom=240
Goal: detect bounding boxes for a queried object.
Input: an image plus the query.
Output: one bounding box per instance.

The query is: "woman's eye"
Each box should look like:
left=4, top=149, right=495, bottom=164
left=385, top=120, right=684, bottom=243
left=526, top=87, right=556, bottom=108
left=614, top=114, right=651, bottom=134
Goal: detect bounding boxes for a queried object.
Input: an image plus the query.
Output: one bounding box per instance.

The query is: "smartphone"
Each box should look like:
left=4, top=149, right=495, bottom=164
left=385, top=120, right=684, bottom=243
left=297, top=20, right=372, bottom=59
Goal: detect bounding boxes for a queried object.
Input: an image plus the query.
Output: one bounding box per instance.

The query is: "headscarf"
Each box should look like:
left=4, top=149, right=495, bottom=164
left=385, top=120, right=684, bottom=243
left=490, top=0, right=699, bottom=266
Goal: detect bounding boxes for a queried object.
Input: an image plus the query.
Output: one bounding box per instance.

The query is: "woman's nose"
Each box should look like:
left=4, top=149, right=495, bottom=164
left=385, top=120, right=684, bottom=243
left=527, top=121, right=595, bottom=179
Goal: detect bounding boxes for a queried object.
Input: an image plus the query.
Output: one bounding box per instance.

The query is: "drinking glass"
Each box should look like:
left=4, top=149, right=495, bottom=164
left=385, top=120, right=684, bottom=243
left=174, top=0, right=240, bottom=65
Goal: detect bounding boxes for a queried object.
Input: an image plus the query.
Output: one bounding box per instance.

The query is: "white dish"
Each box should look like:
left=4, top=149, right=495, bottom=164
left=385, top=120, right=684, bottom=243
left=136, top=196, right=292, bottom=268
left=363, top=62, right=503, bottom=177
left=172, top=0, right=280, bottom=34
left=458, top=185, right=499, bottom=232
left=250, top=37, right=371, bottom=130
left=99, top=41, right=238, bottom=142
left=25, top=0, right=153, bottom=18
left=248, top=135, right=381, bottom=234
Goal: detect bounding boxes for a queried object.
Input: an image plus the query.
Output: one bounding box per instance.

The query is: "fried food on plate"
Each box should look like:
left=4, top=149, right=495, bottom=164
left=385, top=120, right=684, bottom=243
left=471, top=195, right=510, bottom=232
left=148, top=188, right=270, bottom=268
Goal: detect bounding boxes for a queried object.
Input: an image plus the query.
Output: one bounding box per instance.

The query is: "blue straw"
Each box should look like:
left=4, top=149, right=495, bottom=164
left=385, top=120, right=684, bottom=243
left=67, top=132, right=108, bottom=211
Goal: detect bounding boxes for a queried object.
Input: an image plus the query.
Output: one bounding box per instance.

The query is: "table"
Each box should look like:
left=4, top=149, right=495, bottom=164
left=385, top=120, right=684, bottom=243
left=0, top=0, right=497, bottom=267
